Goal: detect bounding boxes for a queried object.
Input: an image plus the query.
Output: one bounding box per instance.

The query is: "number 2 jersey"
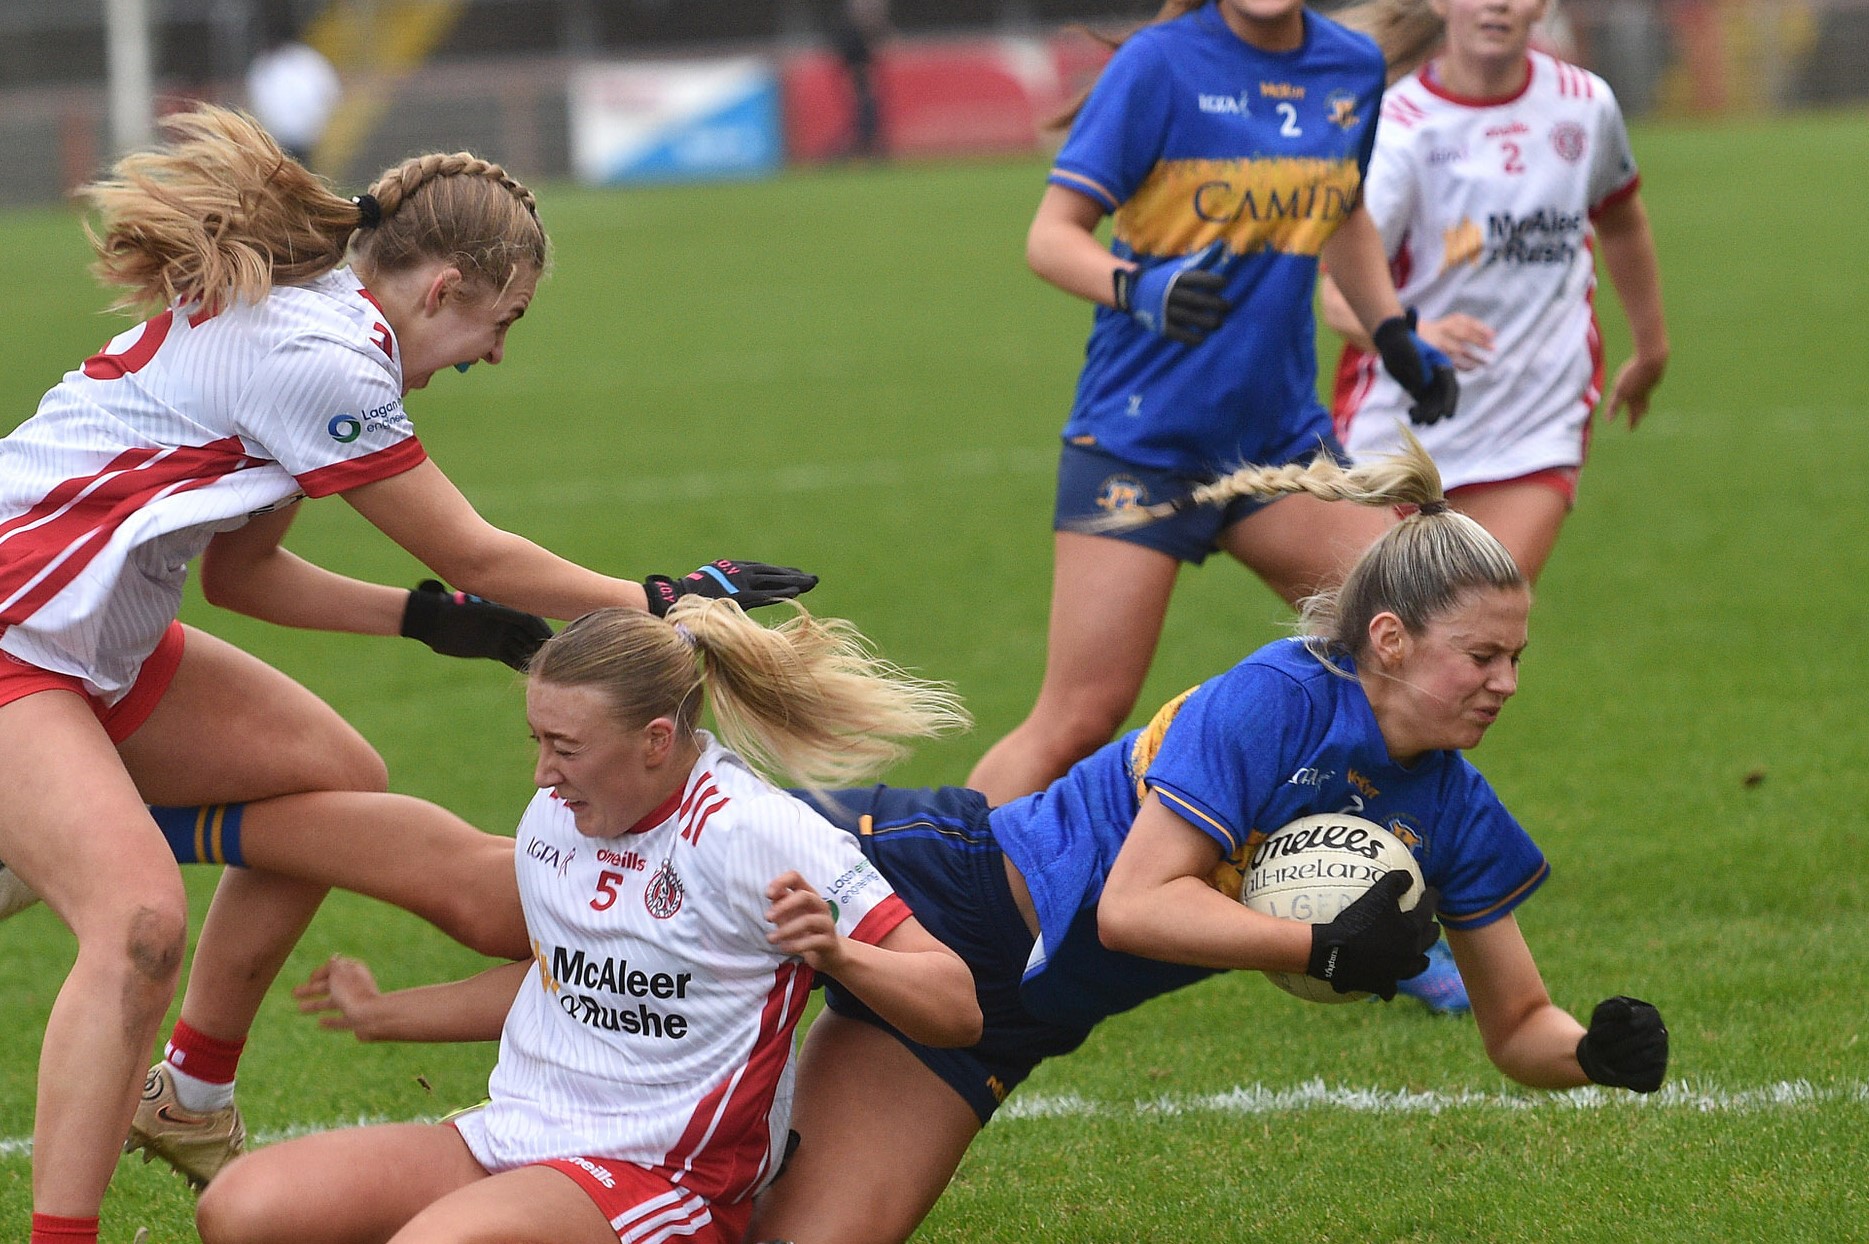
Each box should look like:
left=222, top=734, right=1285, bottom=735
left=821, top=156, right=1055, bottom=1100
left=1332, top=51, right=1640, bottom=488
left=0, top=269, right=424, bottom=699
left=1048, top=5, right=1385, bottom=475
left=455, top=733, right=911, bottom=1204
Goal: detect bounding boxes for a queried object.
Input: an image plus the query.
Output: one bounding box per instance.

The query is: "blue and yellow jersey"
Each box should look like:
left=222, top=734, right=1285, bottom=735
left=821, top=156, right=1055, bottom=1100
left=1048, top=4, right=1385, bottom=475
left=991, top=637, right=1547, bottom=1029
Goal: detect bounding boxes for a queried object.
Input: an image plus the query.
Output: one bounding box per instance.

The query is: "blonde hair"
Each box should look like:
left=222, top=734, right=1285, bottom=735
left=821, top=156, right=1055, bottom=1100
left=78, top=102, right=547, bottom=316
left=1332, top=0, right=1447, bottom=84
left=526, top=600, right=970, bottom=791
left=1083, top=428, right=1523, bottom=662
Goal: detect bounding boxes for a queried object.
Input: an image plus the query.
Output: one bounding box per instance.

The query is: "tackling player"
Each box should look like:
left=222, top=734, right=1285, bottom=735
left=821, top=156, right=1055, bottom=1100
left=1323, top=0, right=1670, bottom=583
left=748, top=434, right=1669, bottom=1244
left=194, top=600, right=978, bottom=1244
left=0, top=103, right=813, bottom=1244
left=966, top=0, right=1459, bottom=808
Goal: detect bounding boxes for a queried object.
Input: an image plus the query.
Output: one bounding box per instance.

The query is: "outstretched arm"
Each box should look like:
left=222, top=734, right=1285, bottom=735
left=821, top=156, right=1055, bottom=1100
left=294, top=954, right=527, bottom=1043
left=199, top=504, right=408, bottom=634
left=766, top=871, right=980, bottom=1048
left=340, top=460, right=649, bottom=618
left=1594, top=190, right=1669, bottom=427
left=1453, top=917, right=1667, bottom=1094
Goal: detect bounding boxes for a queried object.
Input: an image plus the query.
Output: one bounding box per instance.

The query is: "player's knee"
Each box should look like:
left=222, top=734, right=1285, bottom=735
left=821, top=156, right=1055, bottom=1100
left=332, top=737, right=390, bottom=794
left=194, top=1156, right=269, bottom=1243
left=90, top=900, right=189, bottom=1012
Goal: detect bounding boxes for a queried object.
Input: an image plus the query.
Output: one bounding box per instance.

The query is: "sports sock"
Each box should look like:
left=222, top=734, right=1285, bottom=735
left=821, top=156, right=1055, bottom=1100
left=163, top=1018, right=245, bottom=1112
left=29, top=1212, right=98, bottom=1243
left=147, top=802, right=247, bottom=867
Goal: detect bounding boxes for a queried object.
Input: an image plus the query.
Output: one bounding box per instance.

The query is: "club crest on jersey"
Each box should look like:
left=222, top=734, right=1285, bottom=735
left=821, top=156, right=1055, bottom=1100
left=645, top=857, right=685, bottom=919
left=1327, top=91, right=1361, bottom=131
left=1550, top=121, right=1587, bottom=163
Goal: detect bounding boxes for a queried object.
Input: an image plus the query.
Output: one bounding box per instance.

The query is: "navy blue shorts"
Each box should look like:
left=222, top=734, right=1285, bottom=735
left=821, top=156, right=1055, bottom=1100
left=1052, top=433, right=1351, bottom=565
left=793, top=785, right=1096, bottom=1124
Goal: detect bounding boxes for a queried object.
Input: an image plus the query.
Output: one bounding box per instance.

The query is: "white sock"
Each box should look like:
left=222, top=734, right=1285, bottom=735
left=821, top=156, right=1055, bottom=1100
left=165, top=1061, right=236, bottom=1113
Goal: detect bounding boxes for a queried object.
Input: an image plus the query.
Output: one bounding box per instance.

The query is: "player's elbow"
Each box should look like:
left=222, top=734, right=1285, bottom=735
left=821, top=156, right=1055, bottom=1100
left=907, top=990, right=982, bottom=1048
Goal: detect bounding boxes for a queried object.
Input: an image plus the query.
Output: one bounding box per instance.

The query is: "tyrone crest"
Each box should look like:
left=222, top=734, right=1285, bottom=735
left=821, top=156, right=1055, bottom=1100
left=645, top=857, right=685, bottom=919
left=1550, top=121, right=1587, bottom=163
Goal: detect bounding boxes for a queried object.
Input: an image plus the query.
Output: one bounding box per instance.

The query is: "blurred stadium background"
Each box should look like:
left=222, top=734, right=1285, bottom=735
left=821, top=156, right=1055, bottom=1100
left=1, top=0, right=1865, bottom=206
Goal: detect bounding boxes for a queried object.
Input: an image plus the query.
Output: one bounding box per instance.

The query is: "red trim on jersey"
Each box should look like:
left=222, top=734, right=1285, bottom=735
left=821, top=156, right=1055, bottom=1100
left=656, top=960, right=812, bottom=1203
left=1588, top=173, right=1641, bottom=220
left=0, top=439, right=255, bottom=624
left=848, top=892, right=912, bottom=947
left=82, top=312, right=173, bottom=379
left=293, top=436, right=427, bottom=498
left=1329, top=345, right=1383, bottom=437
left=678, top=773, right=732, bottom=847
left=355, top=286, right=398, bottom=362
left=626, top=786, right=685, bottom=835
left=1419, top=56, right=1535, bottom=107
left=1382, top=94, right=1428, bottom=129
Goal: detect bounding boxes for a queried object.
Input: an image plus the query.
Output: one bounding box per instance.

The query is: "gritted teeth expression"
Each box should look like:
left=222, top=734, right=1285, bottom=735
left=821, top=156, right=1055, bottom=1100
left=1388, top=585, right=1531, bottom=754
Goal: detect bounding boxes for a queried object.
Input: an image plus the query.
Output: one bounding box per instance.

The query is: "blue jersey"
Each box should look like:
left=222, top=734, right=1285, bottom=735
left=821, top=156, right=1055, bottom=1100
left=990, top=637, right=1548, bottom=1028
left=1049, top=5, right=1385, bottom=476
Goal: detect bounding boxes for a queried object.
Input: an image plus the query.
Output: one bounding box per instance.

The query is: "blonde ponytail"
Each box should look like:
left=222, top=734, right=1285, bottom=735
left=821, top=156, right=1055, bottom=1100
left=528, top=602, right=969, bottom=792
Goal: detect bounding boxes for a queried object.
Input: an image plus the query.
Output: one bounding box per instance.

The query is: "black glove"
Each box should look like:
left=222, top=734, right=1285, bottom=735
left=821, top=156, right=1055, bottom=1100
left=643, top=560, right=819, bottom=618
left=1575, top=996, right=1668, bottom=1093
left=1306, top=871, right=1440, bottom=1000
left=399, top=580, right=553, bottom=671
left=1372, top=310, right=1459, bottom=426
left=1112, top=240, right=1233, bottom=346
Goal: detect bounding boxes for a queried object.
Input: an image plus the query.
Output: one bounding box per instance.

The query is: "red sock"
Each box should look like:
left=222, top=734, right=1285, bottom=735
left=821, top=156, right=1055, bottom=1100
left=165, top=1017, right=246, bottom=1084
left=30, top=1212, right=99, bottom=1243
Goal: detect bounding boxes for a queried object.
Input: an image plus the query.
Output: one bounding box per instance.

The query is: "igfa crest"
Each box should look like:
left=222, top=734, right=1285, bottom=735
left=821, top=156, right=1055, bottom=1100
left=645, top=857, right=685, bottom=919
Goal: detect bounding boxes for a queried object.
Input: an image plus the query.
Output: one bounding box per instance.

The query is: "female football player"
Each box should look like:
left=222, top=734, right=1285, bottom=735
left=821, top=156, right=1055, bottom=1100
left=0, top=103, right=812, bottom=1244
left=1322, top=0, right=1669, bottom=583
left=965, top=0, right=1458, bottom=808
left=296, top=438, right=1671, bottom=1244
left=194, top=599, right=978, bottom=1244
left=747, top=434, right=1668, bottom=1243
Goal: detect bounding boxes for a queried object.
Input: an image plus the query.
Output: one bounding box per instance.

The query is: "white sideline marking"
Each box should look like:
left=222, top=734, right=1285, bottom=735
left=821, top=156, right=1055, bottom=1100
left=1, top=1082, right=1857, bottom=1159
left=993, top=1078, right=1869, bottom=1122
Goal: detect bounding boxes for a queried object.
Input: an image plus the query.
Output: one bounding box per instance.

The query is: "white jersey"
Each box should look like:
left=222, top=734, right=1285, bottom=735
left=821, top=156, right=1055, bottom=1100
left=455, top=734, right=910, bottom=1204
left=1332, top=51, right=1638, bottom=489
left=0, top=268, right=424, bottom=699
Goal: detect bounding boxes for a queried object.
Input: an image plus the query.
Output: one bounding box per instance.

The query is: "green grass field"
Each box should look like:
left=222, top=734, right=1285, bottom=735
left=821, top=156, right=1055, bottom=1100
left=1, top=106, right=1866, bottom=1241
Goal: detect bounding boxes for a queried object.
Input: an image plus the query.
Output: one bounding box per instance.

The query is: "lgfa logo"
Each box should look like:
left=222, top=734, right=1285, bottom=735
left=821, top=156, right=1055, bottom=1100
left=1198, top=92, right=1252, bottom=116
left=327, top=414, right=362, bottom=443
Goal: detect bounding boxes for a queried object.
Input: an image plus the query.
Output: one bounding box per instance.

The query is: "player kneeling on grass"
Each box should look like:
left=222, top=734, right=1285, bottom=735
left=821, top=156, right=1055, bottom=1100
left=195, top=598, right=978, bottom=1244
left=745, top=431, right=1668, bottom=1244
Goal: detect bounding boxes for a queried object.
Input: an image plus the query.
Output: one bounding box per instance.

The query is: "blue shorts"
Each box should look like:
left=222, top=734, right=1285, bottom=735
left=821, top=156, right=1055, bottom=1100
left=793, top=785, right=1095, bottom=1124
left=1053, top=433, right=1352, bottom=565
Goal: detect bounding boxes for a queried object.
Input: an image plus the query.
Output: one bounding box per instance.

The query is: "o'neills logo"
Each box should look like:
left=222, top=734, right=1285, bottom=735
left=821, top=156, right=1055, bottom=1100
left=1250, top=820, right=1383, bottom=866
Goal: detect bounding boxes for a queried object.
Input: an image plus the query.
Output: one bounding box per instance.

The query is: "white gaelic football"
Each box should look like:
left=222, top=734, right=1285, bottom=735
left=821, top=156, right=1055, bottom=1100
left=1241, top=813, right=1425, bottom=1004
